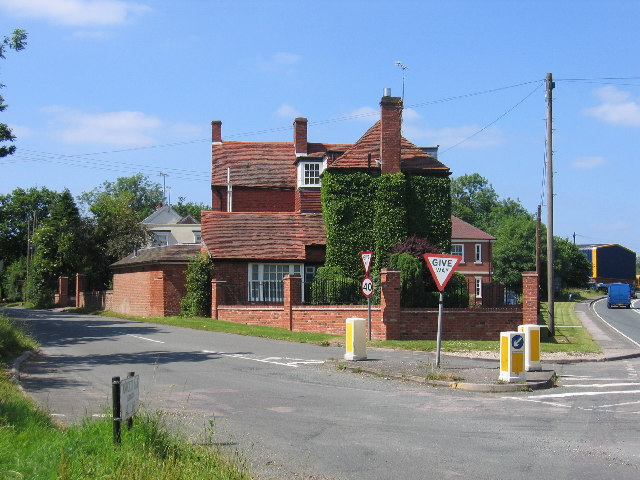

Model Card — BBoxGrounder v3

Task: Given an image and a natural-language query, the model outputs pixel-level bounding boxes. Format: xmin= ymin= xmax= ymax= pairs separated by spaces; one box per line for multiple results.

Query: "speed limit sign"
xmin=361 ymin=276 xmax=374 ymax=297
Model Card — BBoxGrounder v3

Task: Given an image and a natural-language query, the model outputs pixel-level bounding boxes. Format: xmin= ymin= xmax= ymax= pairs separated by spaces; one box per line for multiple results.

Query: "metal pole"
xmin=546 ymin=72 xmax=555 ymax=336
xmin=435 ymin=292 xmax=444 ymax=368
xmin=112 ymin=376 xmax=121 ymax=444
xmin=367 ymin=296 xmax=372 ymax=340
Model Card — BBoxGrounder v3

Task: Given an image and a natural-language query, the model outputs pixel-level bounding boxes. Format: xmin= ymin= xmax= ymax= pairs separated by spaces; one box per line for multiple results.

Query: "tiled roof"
xmin=211 ymin=141 xmax=351 ymax=188
xmin=212 ymin=142 xmax=297 ymax=188
xmin=451 ymin=216 xmax=495 ymax=241
xmin=111 ymin=244 xmax=201 ymax=268
xmin=201 ymin=211 xmax=325 ymax=260
xmin=328 ymin=121 xmax=450 ymax=173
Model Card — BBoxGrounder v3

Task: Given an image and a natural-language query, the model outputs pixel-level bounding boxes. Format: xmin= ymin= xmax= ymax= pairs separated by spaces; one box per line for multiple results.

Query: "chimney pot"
xmin=379 ymin=95 xmax=403 ymax=174
xmin=212 ymin=120 xmax=222 ymax=143
xmin=294 ymin=117 xmax=308 ymax=156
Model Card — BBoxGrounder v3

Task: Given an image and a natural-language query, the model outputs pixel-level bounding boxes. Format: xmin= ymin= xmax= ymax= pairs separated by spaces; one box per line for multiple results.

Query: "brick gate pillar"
xmin=522 ymin=271 xmax=539 ymax=325
xmin=58 ymin=276 xmax=69 ymax=307
xmin=380 ymin=269 xmax=401 ymax=340
xmin=211 ymin=279 xmax=226 ymax=320
xmin=283 ymin=275 xmax=302 ymax=331
xmin=75 ymin=273 xmax=87 ymax=308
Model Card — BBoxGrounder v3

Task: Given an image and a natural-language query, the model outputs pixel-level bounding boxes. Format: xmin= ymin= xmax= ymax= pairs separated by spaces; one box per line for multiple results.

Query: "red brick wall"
xmin=212 ymin=186 xmax=295 ymax=212
xmin=111 ymin=264 xmax=188 ymax=317
xmin=295 ymin=188 xmax=322 ymax=213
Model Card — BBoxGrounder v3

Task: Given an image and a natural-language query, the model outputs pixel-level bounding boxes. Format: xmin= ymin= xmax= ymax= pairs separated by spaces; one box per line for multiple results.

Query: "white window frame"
xmin=297 ymin=161 xmax=324 ymax=188
xmin=152 ymin=231 xmax=170 ymax=247
xmin=475 ymin=244 xmax=482 ymax=263
xmin=193 ymin=230 xmax=202 ymax=244
xmin=475 ymin=277 xmax=482 ymax=298
xmin=248 ymin=263 xmax=303 ymax=302
xmin=451 ymin=243 xmax=464 ymax=263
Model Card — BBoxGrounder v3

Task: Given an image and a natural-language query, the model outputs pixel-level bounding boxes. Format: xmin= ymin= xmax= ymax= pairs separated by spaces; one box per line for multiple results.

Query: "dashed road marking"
xmin=125 ymin=334 xmax=165 ymax=344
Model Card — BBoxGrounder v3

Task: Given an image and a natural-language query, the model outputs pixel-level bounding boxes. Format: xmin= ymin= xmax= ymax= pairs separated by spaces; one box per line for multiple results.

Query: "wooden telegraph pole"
xmin=546 ymin=73 xmax=555 ymax=336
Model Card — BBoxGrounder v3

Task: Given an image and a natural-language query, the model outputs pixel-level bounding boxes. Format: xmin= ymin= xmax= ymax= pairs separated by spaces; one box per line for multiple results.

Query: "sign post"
xmin=360 ymin=251 xmax=374 ymax=340
xmin=423 ymin=254 xmax=462 ymax=367
xmin=112 ymin=372 xmax=139 ymax=444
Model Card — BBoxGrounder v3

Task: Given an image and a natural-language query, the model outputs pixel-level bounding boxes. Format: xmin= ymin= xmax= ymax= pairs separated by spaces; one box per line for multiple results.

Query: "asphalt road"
xmin=589 ymin=296 xmax=640 ymax=349
xmin=5 ymin=307 xmax=640 ymax=480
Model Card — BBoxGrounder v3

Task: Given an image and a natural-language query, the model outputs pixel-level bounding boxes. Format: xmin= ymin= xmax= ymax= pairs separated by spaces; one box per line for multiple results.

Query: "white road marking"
xmin=508 ymin=389 xmax=640 ymax=400
xmin=560 ymin=382 xmax=640 ymax=388
xmin=590 ymin=298 xmax=640 ymax=348
xmin=202 ymin=350 xmax=323 ymax=368
xmin=126 ymin=334 xmax=165 ymax=344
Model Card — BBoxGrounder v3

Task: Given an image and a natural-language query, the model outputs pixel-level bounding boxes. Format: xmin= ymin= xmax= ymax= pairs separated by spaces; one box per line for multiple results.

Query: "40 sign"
xmin=361 ymin=276 xmax=374 ymax=297
xmin=423 ymin=254 xmax=462 ymax=292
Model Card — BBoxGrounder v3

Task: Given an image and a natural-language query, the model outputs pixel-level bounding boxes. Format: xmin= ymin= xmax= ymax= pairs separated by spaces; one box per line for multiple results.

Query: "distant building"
xmin=142 ymin=204 xmax=201 ymax=247
xmin=578 ymin=243 xmax=636 ymax=285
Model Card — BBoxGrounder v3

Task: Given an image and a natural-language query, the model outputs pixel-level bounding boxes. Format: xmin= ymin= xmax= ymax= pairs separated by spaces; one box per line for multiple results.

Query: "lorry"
xmin=607 ymin=282 xmax=632 ymax=309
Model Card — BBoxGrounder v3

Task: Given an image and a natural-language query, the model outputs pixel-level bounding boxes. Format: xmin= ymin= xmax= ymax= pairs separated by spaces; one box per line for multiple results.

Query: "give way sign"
xmin=423 ymin=254 xmax=462 ymax=292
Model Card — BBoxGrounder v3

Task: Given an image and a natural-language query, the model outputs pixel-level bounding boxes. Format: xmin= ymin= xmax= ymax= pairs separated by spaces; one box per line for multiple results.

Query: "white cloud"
xmin=403 ymin=124 xmax=504 ymax=148
xmin=402 ymin=108 xmax=422 ymax=122
xmin=7 ymin=124 xmax=32 ymax=138
xmin=257 ymin=52 xmax=302 ymax=73
xmin=571 ymin=156 xmax=605 ymax=169
xmin=344 ymin=106 xmax=377 ymax=122
xmin=0 ymin=0 xmax=151 ymax=27
xmin=276 ymin=104 xmax=301 ymax=119
xmin=45 ymin=106 xmax=162 ymax=146
xmin=583 ymin=86 xmax=640 ymax=127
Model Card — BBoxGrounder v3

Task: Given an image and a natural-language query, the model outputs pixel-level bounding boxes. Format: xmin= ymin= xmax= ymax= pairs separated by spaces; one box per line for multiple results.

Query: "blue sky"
xmin=1 ymin=0 xmax=639 ymax=254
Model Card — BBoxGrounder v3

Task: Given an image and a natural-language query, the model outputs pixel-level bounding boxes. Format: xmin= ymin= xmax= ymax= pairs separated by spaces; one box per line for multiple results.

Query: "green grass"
xmin=0 ymin=315 xmax=253 ymax=480
xmin=0 ymin=314 xmax=39 ymax=365
xmin=97 ymin=311 xmax=341 ymax=345
xmin=539 ymin=301 xmax=601 ymax=354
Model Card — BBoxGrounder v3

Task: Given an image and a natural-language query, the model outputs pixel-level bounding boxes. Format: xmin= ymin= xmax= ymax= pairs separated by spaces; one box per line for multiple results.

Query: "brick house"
xmin=450 ymin=215 xmax=496 ymax=301
xmin=201 ymin=91 xmax=450 ymax=302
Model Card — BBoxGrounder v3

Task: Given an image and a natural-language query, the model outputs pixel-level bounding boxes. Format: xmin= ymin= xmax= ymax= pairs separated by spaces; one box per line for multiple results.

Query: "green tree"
xmin=450 ymin=173 xmax=498 ymax=231
xmin=0 ymin=187 xmax=60 ymax=266
xmin=79 ymin=173 xmax=164 ymax=221
xmin=25 ymin=190 xmax=86 ymax=306
xmin=173 ymin=197 xmax=210 ymax=222
xmin=554 ymin=237 xmax=591 ymax=288
xmin=492 ymin=216 xmax=538 ymax=290
xmin=1 ymin=29 xmax=27 ymax=158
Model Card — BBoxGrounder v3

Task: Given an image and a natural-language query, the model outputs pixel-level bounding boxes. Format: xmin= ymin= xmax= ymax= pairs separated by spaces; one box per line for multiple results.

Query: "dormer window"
xmin=297 ymin=160 xmax=324 ymax=188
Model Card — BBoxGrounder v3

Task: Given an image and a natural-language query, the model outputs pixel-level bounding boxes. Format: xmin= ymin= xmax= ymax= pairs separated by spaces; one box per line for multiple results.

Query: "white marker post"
xmin=423 ymin=254 xmax=462 ymax=368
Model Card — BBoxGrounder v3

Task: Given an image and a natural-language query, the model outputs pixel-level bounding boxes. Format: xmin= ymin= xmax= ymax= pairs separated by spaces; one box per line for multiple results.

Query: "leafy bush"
xmin=389 ymin=253 xmax=428 ymax=307
xmin=310 ymin=266 xmax=362 ymax=305
xmin=1 ymin=257 xmax=26 ymax=302
xmin=180 ymin=254 xmax=214 ymax=317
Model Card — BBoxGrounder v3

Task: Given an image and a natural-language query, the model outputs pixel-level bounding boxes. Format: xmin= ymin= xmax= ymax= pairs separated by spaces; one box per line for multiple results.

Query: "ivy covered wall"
xmin=321 ymin=170 xmax=451 ymax=278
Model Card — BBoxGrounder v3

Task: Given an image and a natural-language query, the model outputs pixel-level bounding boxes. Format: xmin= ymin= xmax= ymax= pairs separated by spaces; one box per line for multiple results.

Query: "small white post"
xmin=499 ymin=331 xmax=526 ymax=383
xmin=344 ymin=317 xmax=367 ymax=361
xmin=518 ymin=324 xmax=542 ymax=371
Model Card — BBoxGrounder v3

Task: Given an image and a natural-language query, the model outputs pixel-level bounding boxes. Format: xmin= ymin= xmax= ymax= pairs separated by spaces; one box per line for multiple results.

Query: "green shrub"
xmin=1 ymin=257 xmax=26 ymax=302
xmin=180 ymin=254 xmax=214 ymax=317
xmin=389 ymin=253 xmax=428 ymax=307
xmin=310 ymin=266 xmax=361 ymax=305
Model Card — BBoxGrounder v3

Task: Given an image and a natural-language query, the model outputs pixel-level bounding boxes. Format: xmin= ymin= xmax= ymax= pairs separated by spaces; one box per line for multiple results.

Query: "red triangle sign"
xmin=423 ymin=254 xmax=462 ymax=292
xmin=360 ymin=251 xmax=373 ymax=275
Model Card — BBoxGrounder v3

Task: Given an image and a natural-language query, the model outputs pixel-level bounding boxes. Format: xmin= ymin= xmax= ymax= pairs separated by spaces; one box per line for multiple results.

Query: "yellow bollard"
xmin=344 ymin=317 xmax=367 ymax=361
xmin=518 ymin=324 xmax=542 ymax=372
xmin=499 ymin=331 xmax=526 ymax=382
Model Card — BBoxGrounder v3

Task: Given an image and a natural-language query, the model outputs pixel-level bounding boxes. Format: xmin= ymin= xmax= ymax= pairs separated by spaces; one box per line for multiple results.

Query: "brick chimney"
xmin=379 ymin=90 xmax=403 ymax=174
xmin=294 ymin=117 xmax=308 ymax=156
xmin=212 ymin=120 xmax=222 ymax=143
